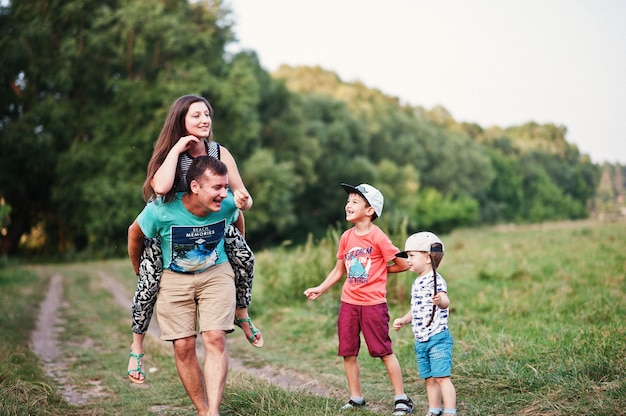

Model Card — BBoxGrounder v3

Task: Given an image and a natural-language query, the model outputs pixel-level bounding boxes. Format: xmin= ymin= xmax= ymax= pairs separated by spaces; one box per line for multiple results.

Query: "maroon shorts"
xmin=337 ymin=302 xmax=393 ymax=357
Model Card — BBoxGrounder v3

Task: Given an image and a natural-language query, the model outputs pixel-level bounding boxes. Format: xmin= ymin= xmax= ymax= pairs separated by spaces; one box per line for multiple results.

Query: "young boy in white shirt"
xmin=394 ymin=232 xmax=457 ymax=416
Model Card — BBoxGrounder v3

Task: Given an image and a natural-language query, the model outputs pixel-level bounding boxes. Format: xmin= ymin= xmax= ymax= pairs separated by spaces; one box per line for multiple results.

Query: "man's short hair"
xmin=186 ymin=155 xmax=228 ymax=185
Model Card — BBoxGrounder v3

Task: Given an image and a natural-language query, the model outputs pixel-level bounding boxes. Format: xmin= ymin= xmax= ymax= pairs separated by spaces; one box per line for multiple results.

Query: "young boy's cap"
xmin=396 ymin=232 xmax=444 ymax=258
xmin=341 ymin=183 xmax=384 ymax=218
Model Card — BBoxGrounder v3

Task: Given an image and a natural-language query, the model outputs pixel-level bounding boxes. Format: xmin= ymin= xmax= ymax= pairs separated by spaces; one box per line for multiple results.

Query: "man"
xmin=128 ymin=155 xmax=243 ymax=416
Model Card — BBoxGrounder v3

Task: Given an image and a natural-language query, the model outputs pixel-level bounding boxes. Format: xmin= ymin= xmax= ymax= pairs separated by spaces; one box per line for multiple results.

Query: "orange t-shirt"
xmin=338 ymin=225 xmax=400 ymax=306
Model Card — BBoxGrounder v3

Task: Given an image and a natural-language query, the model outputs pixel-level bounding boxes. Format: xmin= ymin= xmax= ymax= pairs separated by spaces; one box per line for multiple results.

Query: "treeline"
xmin=0 ymin=0 xmax=603 ymax=256
xmin=594 ymin=163 xmax=626 ymax=215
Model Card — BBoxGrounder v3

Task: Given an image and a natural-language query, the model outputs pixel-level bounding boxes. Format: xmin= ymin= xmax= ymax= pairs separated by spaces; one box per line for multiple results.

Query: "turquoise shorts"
xmin=414 ymin=328 xmax=453 ymax=379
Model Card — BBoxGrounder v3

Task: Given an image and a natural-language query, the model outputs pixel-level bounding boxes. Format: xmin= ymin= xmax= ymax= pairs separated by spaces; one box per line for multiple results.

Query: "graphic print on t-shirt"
xmin=345 ymin=246 xmax=373 ymax=284
xmin=169 ymin=220 xmax=226 ymax=273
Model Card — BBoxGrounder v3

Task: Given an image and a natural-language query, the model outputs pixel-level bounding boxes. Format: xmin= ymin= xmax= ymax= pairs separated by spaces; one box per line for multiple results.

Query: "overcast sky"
xmin=227 ymin=0 xmax=626 ymax=164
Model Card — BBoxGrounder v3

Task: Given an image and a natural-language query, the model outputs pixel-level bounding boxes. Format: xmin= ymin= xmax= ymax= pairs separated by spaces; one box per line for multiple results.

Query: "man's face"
xmin=191 ymin=171 xmax=229 ymax=212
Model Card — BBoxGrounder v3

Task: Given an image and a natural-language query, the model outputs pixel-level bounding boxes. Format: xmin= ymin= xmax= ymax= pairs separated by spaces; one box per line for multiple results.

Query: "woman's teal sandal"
xmin=235 ymin=317 xmax=264 ymax=348
xmin=128 ymin=352 xmax=145 ymax=384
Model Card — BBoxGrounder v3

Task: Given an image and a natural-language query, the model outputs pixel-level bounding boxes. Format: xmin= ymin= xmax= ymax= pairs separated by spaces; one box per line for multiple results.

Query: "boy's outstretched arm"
xmin=388 ymin=256 xmax=409 ymax=273
xmin=393 ymin=311 xmax=412 ymax=331
xmin=303 ymin=259 xmax=345 ymax=301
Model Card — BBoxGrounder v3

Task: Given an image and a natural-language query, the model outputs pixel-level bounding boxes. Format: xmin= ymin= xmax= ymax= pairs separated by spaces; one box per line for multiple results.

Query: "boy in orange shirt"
xmin=304 ymin=183 xmax=414 ymax=415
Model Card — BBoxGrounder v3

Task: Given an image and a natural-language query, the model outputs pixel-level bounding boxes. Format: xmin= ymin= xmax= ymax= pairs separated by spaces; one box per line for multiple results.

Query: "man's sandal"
xmin=235 ymin=317 xmax=264 ymax=348
xmin=127 ymin=352 xmax=145 ymax=384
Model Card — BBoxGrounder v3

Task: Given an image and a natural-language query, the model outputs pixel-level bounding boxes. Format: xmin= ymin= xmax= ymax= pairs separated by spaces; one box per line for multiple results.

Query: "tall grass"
xmin=250 ymin=219 xmax=626 ymax=415
xmin=0 ymin=219 xmax=624 ymax=415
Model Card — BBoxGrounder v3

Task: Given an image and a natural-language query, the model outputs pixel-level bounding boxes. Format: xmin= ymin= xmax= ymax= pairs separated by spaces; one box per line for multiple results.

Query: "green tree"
xmin=0 ymin=0 xmax=236 ymax=254
xmin=211 ymin=51 xmax=263 ymax=159
xmin=413 ymin=188 xmax=479 ymax=234
xmin=0 ymin=0 xmax=602 ymax=255
xmin=481 ymin=150 xmax=525 ymax=223
xmin=518 ymin=161 xmax=583 ymax=222
xmin=286 ymin=95 xmax=374 ymax=238
xmin=0 ymin=0 xmax=103 ymax=253
xmin=504 ymin=122 xmax=574 ymax=156
xmin=241 ymin=149 xmax=299 ymax=245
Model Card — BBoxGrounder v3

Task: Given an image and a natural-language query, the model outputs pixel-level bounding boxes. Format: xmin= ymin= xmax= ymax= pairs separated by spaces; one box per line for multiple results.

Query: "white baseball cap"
xmin=397 ymin=232 xmax=444 ymax=258
xmin=341 ymin=183 xmax=384 ymax=219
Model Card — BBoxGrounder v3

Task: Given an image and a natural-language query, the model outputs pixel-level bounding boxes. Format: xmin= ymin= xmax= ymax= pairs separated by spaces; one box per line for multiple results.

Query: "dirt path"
xmin=30 ymin=274 xmax=107 ymax=405
xmin=30 ymin=268 xmax=344 ymax=407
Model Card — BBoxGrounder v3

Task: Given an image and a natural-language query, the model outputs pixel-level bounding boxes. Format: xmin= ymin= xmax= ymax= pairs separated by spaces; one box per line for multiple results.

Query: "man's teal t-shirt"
xmin=137 ymin=192 xmax=238 ymax=273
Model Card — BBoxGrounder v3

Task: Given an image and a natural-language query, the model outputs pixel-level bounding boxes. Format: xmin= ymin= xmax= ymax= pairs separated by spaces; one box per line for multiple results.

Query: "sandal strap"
xmin=235 ymin=317 xmax=260 ymax=343
xmin=394 ymin=397 xmax=414 ymax=411
xmin=248 ymin=326 xmax=260 ymax=343
xmin=128 ymin=352 xmax=145 ymax=375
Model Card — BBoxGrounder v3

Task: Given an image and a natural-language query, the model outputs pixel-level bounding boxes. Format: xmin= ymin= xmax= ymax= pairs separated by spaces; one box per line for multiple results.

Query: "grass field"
xmin=0 ymin=219 xmax=624 ymax=415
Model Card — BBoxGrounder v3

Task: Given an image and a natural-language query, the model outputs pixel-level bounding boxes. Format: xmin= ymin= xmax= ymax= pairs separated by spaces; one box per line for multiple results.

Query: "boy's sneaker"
xmin=392 ymin=397 xmax=414 ymax=415
xmin=424 ymin=412 xmax=442 ymax=416
xmin=341 ymin=399 xmax=366 ymax=410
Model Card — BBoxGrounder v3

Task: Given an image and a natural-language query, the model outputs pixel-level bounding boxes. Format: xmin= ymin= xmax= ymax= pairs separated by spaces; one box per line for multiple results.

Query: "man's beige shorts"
xmin=156 ymin=262 xmax=235 ymax=341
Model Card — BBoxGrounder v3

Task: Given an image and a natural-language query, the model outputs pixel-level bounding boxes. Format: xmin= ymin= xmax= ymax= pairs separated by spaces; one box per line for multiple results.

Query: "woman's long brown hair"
xmin=142 ymin=95 xmax=213 ymax=202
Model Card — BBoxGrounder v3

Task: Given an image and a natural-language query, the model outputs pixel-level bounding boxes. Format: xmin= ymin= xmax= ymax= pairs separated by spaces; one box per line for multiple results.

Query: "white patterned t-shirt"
xmin=410 ymin=272 xmax=448 ymax=342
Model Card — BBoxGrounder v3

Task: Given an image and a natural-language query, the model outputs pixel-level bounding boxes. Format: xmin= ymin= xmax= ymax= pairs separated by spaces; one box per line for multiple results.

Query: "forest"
xmin=0 ymin=0 xmax=623 ymax=256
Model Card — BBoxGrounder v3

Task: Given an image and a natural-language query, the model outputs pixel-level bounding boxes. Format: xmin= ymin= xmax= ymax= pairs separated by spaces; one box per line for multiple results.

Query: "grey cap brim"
xmin=396 ymin=246 xmax=443 ymax=258
xmin=341 ymin=183 xmax=362 ymax=198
